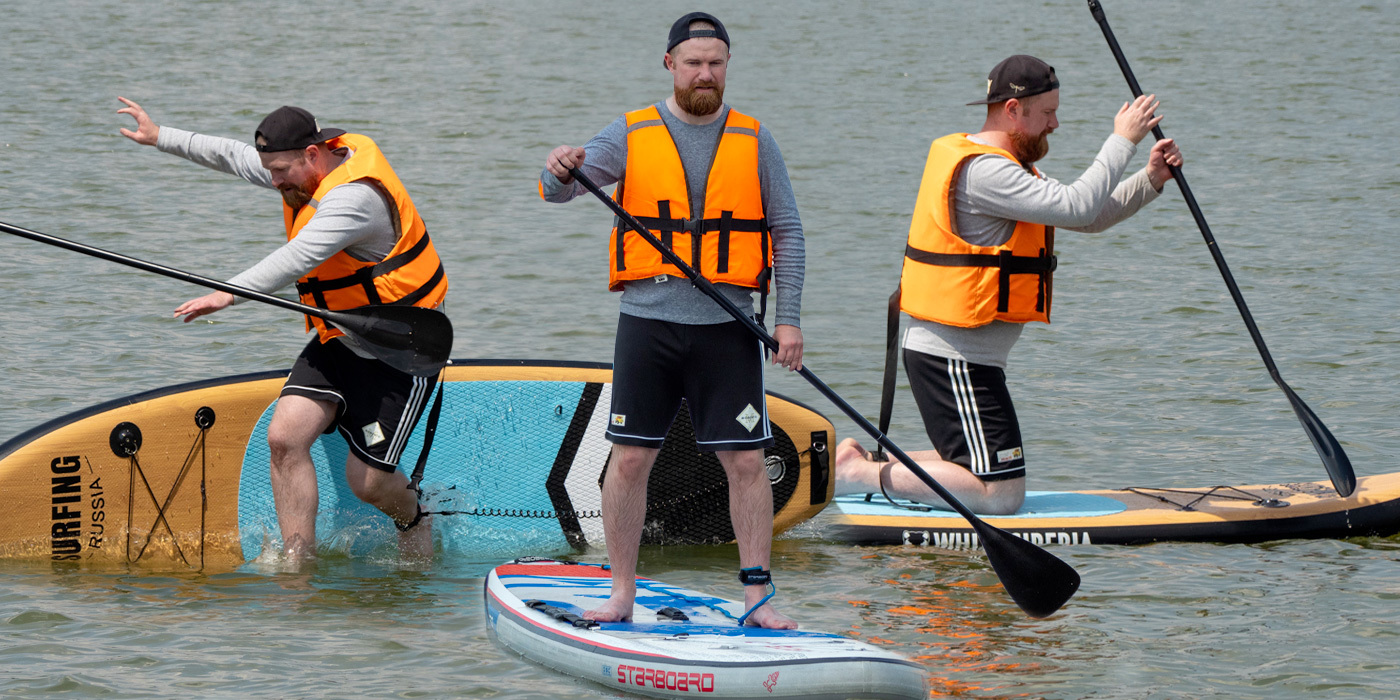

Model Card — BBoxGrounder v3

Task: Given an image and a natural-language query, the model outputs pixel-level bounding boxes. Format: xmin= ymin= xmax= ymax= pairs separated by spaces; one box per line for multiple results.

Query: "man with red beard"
xmin=834 ymin=55 xmax=1183 ymax=514
xmin=540 ymin=12 xmax=804 ymax=629
xmin=117 ymin=99 xmax=448 ymax=564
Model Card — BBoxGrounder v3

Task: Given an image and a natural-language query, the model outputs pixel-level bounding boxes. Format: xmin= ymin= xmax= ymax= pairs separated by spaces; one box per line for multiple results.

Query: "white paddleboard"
xmin=484 ymin=558 xmax=927 ymax=699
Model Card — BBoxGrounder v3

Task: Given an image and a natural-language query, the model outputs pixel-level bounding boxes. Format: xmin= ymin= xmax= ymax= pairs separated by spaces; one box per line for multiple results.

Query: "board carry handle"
xmin=568 ymin=167 xmax=1080 ymax=619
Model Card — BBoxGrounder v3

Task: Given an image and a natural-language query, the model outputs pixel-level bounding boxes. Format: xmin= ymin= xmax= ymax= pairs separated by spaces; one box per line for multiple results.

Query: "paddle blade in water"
xmin=975 ymin=520 xmax=1081 ymax=619
xmin=323 ymin=305 xmax=453 ymax=377
xmin=1282 ymin=385 xmax=1355 ymax=497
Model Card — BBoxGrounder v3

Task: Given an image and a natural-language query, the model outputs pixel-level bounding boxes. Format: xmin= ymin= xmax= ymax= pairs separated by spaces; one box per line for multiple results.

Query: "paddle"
xmin=0 ymin=221 xmax=452 ymax=377
xmin=567 ymin=168 xmax=1080 ymax=618
xmin=1086 ymin=0 xmax=1355 ymax=497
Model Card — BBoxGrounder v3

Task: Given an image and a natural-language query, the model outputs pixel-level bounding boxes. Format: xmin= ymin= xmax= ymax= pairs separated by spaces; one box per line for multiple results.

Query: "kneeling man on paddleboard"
xmin=539 ymin=13 xmax=805 ymax=629
xmin=835 ymin=55 xmax=1184 ymax=515
xmin=117 ymin=99 xmax=449 ymax=563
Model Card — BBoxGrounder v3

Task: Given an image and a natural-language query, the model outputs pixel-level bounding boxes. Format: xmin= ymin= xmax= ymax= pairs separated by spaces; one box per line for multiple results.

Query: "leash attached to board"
xmin=871 ymin=285 xmax=902 ymax=463
xmin=398 ymin=366 xmax=447 ymax=532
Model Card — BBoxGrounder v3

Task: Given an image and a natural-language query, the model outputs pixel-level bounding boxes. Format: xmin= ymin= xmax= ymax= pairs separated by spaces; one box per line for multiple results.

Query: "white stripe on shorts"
xmin=386 ymin=375 xmax=430 ymax=464
xmin=948 ymin=359 xmax=990 ymax=475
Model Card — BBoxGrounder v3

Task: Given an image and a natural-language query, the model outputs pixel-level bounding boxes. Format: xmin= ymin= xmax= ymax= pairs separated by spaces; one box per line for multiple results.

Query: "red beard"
xmin=675 ymin=80 xmax=724 ymax=116
xmin=280 ymin=173 xmax=322 ymax=210
xmin=1008 ymin=128 xmax=1050 ymax=166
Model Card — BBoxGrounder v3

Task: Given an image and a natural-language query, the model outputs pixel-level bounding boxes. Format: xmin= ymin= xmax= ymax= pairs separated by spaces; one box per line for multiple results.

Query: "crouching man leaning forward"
xmin=118 ymin=98 xmax=449 ymax=562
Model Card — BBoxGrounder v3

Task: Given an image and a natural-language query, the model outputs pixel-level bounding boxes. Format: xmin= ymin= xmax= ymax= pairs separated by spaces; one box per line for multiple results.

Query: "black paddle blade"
xmin=974 ymin=520 xmax=1081 ymax=619
xmin=1282 ymin=385 xmax=1355 ymax=497
xmin=323 ymin=305 xmax=453 ymax=377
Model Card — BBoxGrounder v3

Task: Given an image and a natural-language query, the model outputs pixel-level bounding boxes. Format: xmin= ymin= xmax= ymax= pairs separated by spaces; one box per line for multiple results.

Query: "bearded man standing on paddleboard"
xmin=835 ymin=55 xmax=1183 ymax=515
xmin=539 ymin=13 xmax=805 ymax=629
xmin=117 ymin=99 xmax=449 ymax=562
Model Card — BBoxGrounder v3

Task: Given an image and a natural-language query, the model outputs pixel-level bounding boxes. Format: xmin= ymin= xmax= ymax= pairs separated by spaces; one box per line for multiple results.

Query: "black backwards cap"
xmin=254 ymin=105 xmax=345 ymax=153
xmin=967 ymin=55 xmax=1060 ymax=106
xmin=664 ymin=11 xmax=730 ymax=67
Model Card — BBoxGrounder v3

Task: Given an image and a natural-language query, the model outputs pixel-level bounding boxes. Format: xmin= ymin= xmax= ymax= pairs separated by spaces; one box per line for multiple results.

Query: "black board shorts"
xmin=281 ymin=337 xmax=434 ymax=472
xmin=606 ymin=314 xmax=774 ymax=452
xmin=903 ymin=348 xmax=1026 ymax=482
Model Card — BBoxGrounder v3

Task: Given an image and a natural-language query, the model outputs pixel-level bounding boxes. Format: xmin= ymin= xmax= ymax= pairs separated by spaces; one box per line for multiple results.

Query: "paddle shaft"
xmin=1088 ymin=0 xmax=1354 ymax=497
xmin=569 ymin=170 xmax=1051 ymax=555
xmin=1 ymin=221 xmax=339 ymax=323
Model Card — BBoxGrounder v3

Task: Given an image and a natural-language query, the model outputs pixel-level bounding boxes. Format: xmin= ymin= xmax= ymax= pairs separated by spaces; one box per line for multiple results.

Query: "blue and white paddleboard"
xmin=485 ymin=558 xmax=927 ymax=699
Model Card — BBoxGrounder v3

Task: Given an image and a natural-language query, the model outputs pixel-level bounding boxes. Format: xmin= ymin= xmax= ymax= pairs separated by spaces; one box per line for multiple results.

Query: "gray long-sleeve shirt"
xmin=903 ymin=133 xmax=1163 ymax=368
xmin=155 ymin=127 xmax=398 ymax=298
xmin=540 ymin=102 xmax=805 ymax=327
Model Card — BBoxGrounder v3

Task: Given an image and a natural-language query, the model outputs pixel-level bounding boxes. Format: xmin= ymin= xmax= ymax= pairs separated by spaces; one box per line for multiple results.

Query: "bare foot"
xmin=835 ymin=437 xmax=869 ymax=467
xmin=742 ymin=600 xmax=798 ymax=629
xmin=583 ymin=595 xmax=635 ymax=623
xmin=835 ymin=437 xmax=882 ymax=496
xmin=281 ymin=534 xmax=317 ymax=569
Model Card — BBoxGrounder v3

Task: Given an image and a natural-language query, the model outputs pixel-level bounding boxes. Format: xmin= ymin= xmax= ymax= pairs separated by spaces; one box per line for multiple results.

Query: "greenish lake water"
xmin=2 ymin=0 xmax=1398 ymax=697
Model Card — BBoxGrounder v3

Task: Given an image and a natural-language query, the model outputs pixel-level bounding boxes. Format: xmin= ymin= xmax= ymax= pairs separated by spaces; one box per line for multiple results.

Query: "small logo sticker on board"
xmin=611 ymin=413 xmax=627 ymax=427
xmin=736 ymin=404 xmax=761 ymax=432
xmin=362 ymin=422 xmax=386 ymax=447
xmin=763 ymin=671 xmax=780 ymax=692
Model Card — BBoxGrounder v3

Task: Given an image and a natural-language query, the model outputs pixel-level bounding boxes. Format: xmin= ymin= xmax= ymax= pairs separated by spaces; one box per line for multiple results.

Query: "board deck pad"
xmin=485 ymin=558 xmax=926 ymax=699
xmin=0 ymin=360 xmax=834 ymax=566
xmin=835 ymin=491 xmax=1128 ymax=518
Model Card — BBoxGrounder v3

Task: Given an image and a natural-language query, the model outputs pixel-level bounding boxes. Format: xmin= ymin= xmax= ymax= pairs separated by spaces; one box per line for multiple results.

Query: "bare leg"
xmin=583 ymin=444 xmax=660 ymax=623
xmin=834 ymin=438 xmax=1025 ymax=515
xmin=715 ymin=449 xmax=797 ymax=630
xmin=345 ymin=456 xmax=433 ymax=561
xmin=266 ymin=395 xmax=336 ymax=564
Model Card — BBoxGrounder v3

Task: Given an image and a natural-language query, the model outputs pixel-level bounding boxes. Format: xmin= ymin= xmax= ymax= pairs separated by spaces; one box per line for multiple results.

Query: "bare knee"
xmin=716 ymin=450 xmax=766 ymax=486
xmin=607 ymin=445 xmax=658 ymax=482
xmin=267 ymin=397 xmax=334 ymax=469
xmin=267 ymin=424 xmax=312 ymax=470
xmin=346 ymin=466 xmax=399 ymax=507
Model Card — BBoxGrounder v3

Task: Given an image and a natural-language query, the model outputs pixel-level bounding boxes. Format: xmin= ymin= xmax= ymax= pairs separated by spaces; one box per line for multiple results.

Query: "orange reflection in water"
xmin=844 ymin=554 xmax=1056 ymax=699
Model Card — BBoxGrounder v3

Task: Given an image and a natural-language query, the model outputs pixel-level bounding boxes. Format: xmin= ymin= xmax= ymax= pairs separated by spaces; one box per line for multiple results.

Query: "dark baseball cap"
xmin=967 ymin=55 xmax=1060 ymax=106
xmin=254 ymin=106 xmax=345 ymax=153
xmin=665 ymin=11 xmax=730 ymax=65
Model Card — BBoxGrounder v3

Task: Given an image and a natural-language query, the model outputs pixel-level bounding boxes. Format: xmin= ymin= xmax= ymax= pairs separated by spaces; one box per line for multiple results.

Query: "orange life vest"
xmin=285 ymin=133 xmax=448 ymax=343
xmin=899 ymin=133 xmax=1055 ymax=327
xmin=605 ymin=105 xmax=771 ymax=292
